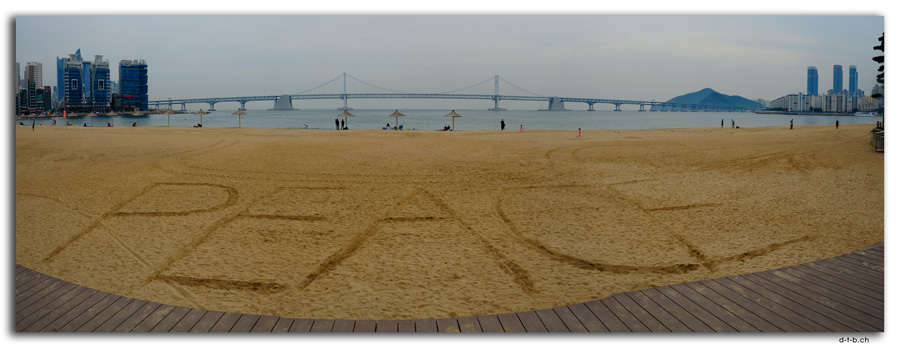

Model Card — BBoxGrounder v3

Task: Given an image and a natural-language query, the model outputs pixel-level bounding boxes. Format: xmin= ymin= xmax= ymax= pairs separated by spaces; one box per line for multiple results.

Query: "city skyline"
xmin=11 ymin=12 xmax=887 ymax=110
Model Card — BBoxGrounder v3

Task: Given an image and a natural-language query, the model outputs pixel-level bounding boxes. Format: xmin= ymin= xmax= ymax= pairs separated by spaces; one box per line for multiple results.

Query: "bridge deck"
xmin=15 ymin=242 xmax=883 ymax=333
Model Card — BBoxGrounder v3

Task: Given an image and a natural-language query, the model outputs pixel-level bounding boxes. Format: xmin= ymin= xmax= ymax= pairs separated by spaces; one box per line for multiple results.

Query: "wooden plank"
xmin=16 ymin=279 xmax=76 ymax=315
xmin=476 ymin=315 xmax=504 ymax=332
xmin=669 ymin=282 xmax=761 ymax=332
xmin=516 ymin=311 xmax=547 ymax=332
xmin=18 ymin=287 xmax=94 ymax=332
xmin=497 ymin=312 xmax=525 ymax=332
xmin=188 ymin=311 xmax=225 ymax=333
xmin=75 ymin=296 xmax=136 ymax=332
xmin=310 ymin=319 xmax=335 ymax=332
xmin=397 ymin=319 xmax=416 ymax=332
xmin=845 ymin=251 xmax=884 ymax=266
xmin=640 ymin=288 xmax=713 ymax=332
xmin=819 ymin=258 xmax=883 ymax=283
xmin=623 ymin=290 xmax=691 ymax=332
xmin=584 ymin=299 xmax=629 ymax=332
xmin=14 ymin=270 xmax=48 ymax=297
xmin=436 ymin=318 xmax=460 ymax=332
xmin=566 ymin=302 xmax=608 ymax=332
xmin=534 ymin=308 xmax=569 ymax=332
xmin=375 ymin=320 xmax=398 ymax=332
xmin=209 ymin=312 xmax=242 ymax=332
xmin=31 ymin=288 xmax=104 ymax=332
xmin=803 ymin=261 xmax=883 ymax=294
xmin=654 ymin=284 xmax=737 ymax=332
xmin=288 ymin=318 xmax=314 ymax=333
xmin=710 ymin=277 xmax=826 ymax=332
xmin=696 ymin=279 xmax=803 ymax=332
xmin=169 ymin=308 xmax=207 ymax=332
xmin=611 ymin=292 xmax=667 ymax=332
xmin=251 ymin=315 xmax=281 ymax=333
xmin=149 ymin=306 xmax=191 ymax=332
xmin=781 ymin=266 xmax=883 ymax=317
xmin=726 ymin=274 xmax=848 ymax=332
xmin=272 ymin=318 xmax=295 ymax=332
xmin=794 ymin=264 xmax=884 ymax=303
xmin=457 ymin=316 xmax=482 ymax=333
xmin=552 ymin=306 xmax=587 ymax=332
xmin=353 ymin=320 xmax=376 ymax=332
xmin=602 ymin=296 xmax=652 ymax=332
xmin=130 ymin=304 xmax=177 ymax=332
xmin=415 ymin=318 xmax=437 ymax=332
xmin=332 ymin=319 xmax=356 ymax=332
xmin=53 ymin=292 xmax=121 ymax=332
xmin=748 ymin=272 xmax=881 ymax=331
xmin=100 ymin=300 xmax=155 ymax=332
xmin=230 ymin=314 xmax=261 ymax=332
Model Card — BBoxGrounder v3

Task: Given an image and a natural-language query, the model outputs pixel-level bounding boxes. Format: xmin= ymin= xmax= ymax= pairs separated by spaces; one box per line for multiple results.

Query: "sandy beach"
xmin=14 ymin=123 xmax=883 ymax=320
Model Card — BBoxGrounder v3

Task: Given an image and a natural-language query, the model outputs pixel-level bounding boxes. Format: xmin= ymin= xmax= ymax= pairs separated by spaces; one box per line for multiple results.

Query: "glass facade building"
xmin=806 ymin=66 xmax=818 ymax=96
xmin=849 ymin=65 xmax=858 ymax=97
xmin=119 ymin=59 xmax=148 ymax=111
xmin=90 ymin=55 xmax=111 ymax=110
xmin=832 ymin=65 xmax=843 ymax=95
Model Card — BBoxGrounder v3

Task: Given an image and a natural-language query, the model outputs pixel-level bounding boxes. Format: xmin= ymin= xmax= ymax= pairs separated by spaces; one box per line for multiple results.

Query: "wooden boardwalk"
xmin=15 ymin=242 xmax=883 ymax=333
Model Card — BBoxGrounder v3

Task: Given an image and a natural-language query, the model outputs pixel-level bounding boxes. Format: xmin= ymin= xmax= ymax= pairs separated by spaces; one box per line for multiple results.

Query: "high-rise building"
xmin=119 ymin=59 xmax=148 ymax=111
xmin=849 ymin=65 xmax=859 ymax=97
xmin=26 ymin=62 xmax=42 ymax=87
xmin=832 ymin=65 xmax=843 ymax=95
xmin=63 ymin=56 xmax=84 ymax=108
xmin=90 ymin=55 xmax=111 ymax=110
xmin=56 ymin=49 xmax=81 ymax=103
xmin=807 ymin=66 xmax=819 ymax=95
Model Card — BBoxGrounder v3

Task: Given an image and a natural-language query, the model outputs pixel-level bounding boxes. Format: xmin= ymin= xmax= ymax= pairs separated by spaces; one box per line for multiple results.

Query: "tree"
xmin=872 ymin=33 xmax=884 ymax=98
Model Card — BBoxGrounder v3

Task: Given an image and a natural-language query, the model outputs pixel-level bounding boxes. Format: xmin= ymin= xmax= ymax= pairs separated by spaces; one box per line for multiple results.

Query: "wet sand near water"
xmin=15 ymin=123 xmax=883 ymax=320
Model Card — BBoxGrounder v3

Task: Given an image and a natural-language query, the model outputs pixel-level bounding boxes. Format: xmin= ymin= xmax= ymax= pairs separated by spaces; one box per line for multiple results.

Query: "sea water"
xmin=34 ymin=109 xmax=882 ymax=131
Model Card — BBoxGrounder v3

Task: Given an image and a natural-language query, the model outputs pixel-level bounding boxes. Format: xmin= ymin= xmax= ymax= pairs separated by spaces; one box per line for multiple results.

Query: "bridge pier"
xmin=639 ymin=104 xmax=647 ymax=112
xmin=181 ymin=103 xmax=186 ymax=111
xmin=614 ymin=103 xmax=622 ymax=111
xmin=540 ymin=97 xmax=569 ymax=111
xmin=269 ymin=95 xmax=294 ymax=111
xmin=208 ymin=102 xmax=216 ymax=112
xmin=587 ymin=103 xmax=595 ymax=111
xmin=239 ymin=101 xmax=247 ymax=111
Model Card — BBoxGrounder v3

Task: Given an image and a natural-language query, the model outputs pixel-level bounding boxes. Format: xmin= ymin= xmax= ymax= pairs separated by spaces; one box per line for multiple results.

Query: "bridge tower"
xmin=488 ymin=75 xmax=506 ymax=111
xmin=338 ymin=72 xmax=352 ymax=111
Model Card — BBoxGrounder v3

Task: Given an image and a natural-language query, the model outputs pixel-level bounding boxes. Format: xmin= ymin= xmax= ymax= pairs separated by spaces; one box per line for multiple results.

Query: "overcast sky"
xmin=10 ymin=4 xmax=888 ymax=110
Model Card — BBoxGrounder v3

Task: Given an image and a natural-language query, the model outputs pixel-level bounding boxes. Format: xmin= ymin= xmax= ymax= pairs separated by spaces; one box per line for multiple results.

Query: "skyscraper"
xmin=849 ymin=65 xmax=858 ymax=97
xmin=833 ymin=65 xmax=843 ymax=95
xmin=63 ymin=55 xmax=85 ymax=108
xmin=807 ymin=66 xmax=819 ymax=95
xmin=56 ymin=49 xmax=81 ymax=103
xmin=90 ymin=55 xmax=111 ymax=110
xmin=26 ymin=62 xmax=42 ymax=87
xmin=119 ymin=59 xmax=149 ymax=111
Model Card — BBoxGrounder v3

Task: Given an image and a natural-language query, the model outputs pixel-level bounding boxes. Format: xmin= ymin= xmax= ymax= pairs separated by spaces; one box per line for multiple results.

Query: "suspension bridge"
xmin=149 ymin=73 xmax=761 ymax=113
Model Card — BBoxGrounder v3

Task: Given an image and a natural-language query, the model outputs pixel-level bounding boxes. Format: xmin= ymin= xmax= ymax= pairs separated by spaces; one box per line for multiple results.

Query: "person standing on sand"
xmin=790 ymin=119 xmax=793 ymax=130
xmin=731 ymin=119 xmax=734 ymax=128
xmin=335 ymin=118 xmax=339 ymax=130
xmin=520 ymin=124 xmax=523 ymax=132
xmin=341 ymin=119 xmax=345 ymax=130
xmin=577 ymin=128 xmax=582 ymax=137
xmin=836 ymin=120 xmax=840 ymax=129
xmin=501 ymin=119 xmax=505 ymax=130
xmin=721 ymin=119 xmax=723 ymax=128
xmin=32 ymin=119 xmax=35 ymax=131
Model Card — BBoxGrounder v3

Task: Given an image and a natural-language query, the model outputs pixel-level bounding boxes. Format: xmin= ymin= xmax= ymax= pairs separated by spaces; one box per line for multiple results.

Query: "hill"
xmin=659 ymin=88 xmax=763 ymax=109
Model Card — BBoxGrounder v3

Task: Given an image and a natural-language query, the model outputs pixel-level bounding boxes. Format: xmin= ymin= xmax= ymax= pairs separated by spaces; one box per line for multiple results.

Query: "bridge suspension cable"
xmin=499 ymin=76 xmax=545 ymax=97
xmin=293 ymin=74 xmax=344 ymax=94
xmin=345 ymin=73 xmax=411 ymax=94
xmin=437 ymin=76 xmax=495 ymax=94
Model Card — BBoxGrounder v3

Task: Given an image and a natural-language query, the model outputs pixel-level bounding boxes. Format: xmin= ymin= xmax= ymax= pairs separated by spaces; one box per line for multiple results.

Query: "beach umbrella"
xmin=444 ymin=109 xmax=462 ymax=131
xmin=232 ymin=108 xmax=247 ymax=128
xmin=338 ymin=109 xmax=354 ymax=129
xmin=388 ymin=110 xmax=405 ymax=129
xmin=86 ymin=111 xmax=98 ymax=127
xmin=106 ymin=110 xmax=118 ymax=127
xmin=164 ymin=109 xmax=175 ymax=127
xmin=196 ymin=109 xmax=209 ymax=127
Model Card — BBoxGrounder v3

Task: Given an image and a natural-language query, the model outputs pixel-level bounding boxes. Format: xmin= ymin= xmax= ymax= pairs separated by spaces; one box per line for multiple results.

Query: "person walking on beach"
xmin=32 ymin=119 xmax=35 ymax=131
xmin=731 ymin=119 xmax=735 ymax=128
xmin=341 ymin=119 xmax=345 ymax=130
xmin=501 ymin=119 xmax=505 ymax=130
xmin=836 ymin=119 xmax=840 ymax=129
xmin=577 ymin=128 xmax=582 ymax=137
xmin=721 ymin=119 xmax=724 ymax=128
xmin=520 ymin=124 xmax=524 ymax=132
xmin=790 ymin=119 xmax=793 ymax=130
xmin=335 ymin=118 xmax=340 ymax=130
